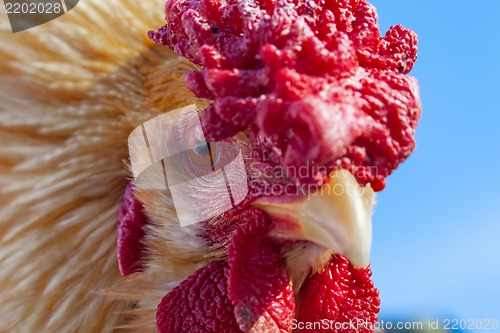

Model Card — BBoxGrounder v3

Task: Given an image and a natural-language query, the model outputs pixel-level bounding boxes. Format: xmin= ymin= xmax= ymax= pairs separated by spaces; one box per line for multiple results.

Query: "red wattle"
xmin=228 ymin=211 xmax=295 ymax=333
xmin=156 ymin=261 xmax=241 ymax=333
xmin=156 ymin=209 xmax=296 ymax=333
xmin=297 ymin=255 xmax=380 ymax=333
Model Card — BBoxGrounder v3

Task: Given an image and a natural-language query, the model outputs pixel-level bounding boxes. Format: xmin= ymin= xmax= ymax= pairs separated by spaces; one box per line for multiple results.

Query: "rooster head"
xmin=117 ymin=0 xmax=421 ymax=332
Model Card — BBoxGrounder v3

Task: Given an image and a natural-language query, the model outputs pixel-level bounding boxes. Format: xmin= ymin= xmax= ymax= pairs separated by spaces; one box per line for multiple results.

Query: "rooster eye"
xmin=187 ymin=141 xmax=220 ymax=168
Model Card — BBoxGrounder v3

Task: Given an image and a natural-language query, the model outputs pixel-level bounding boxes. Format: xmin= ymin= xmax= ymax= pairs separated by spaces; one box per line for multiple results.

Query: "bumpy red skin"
xmin=117 ymin=183 xmax=148 ymax=276
xmin=228 ymin=210 xmax=295 ymax=332
xmin=297 ymin=255 xmax=380 ymax=333
xmin=149 ymin=0 xmax=422 ymax=191
xmin=157 ymin=261 xmax=241 ymax=333
xmin=157 ymin=209 xmax=295 ymax=333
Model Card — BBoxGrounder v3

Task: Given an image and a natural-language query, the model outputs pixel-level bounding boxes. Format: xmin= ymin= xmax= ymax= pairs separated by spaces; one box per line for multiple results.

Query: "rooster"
xmin=0 ymin=0 xmax=421 ymax=332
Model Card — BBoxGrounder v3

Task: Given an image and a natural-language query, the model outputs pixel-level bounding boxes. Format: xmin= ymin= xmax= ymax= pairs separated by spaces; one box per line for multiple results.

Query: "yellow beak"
xmin=252 ymin=169 xmax=374 ymax=268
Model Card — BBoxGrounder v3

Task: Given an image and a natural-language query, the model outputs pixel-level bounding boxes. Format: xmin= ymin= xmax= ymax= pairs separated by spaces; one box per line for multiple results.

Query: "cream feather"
xmin=0 ymin=1 xmax=209 ymax=332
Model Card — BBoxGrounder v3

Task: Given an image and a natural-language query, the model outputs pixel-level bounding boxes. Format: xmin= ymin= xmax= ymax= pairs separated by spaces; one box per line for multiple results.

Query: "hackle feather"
xmin=0 ymin=1 xmax=211 ymax=331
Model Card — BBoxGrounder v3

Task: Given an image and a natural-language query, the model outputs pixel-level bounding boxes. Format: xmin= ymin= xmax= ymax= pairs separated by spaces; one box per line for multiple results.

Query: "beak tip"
xmin=346 ymin=248 xmax=371 ymax=268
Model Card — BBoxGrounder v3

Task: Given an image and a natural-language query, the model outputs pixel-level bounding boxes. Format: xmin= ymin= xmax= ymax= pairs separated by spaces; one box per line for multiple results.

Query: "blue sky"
xmin=368 ymin=0 xmax=500 ymax=327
